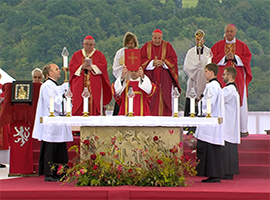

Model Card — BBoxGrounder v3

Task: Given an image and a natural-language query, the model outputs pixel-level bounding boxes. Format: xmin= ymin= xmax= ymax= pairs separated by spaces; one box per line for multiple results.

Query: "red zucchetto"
xmin=153 ymin=29 xmax=162 ymax=34
xmin=84 ymin=35 xmax=94 ymax=40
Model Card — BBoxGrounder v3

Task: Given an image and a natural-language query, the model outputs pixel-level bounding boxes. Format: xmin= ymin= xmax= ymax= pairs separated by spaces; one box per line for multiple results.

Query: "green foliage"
xmin=0 ymin=0 xmax=269 ymax=110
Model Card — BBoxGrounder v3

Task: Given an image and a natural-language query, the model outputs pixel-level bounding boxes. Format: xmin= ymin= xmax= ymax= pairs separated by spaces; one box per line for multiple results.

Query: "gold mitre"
xmin=195 ymin=29 xmax=205 ymax=39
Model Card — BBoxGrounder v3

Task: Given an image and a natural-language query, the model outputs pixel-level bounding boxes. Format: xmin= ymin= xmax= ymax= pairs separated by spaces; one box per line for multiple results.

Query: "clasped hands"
xmin=153 ymin=59 xmax=164 ymax=67
xmin=225 ymin=52 xmax=235 ymax=61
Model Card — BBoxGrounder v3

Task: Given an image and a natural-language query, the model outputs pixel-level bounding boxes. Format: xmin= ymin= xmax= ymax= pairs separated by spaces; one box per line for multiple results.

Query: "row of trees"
xmin=0 ymin=0 xmax=269 ymax=110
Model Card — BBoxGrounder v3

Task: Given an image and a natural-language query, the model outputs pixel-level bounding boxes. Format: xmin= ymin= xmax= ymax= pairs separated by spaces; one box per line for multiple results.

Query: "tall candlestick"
xmin=49 ymin=97 xmax=54 ymax=113
xmin=61 ymin=47 xmax=69 ymax=68
xmin=128 ymin=97 xmax=133 ymax=114
xmin=63 ymin=56 xmax=68 ymax=68
xmin=83 ymin=97 xmax=88 ymax=113
xmin=174 ymin=97 xmax=178 ymax=114
xmin=207 ymin=98 xmax=211 ymax=115
xmin=66 ymin=97 xmax=71 ymax=113
xmin=190 ymin=97 xmax=195 ymax=115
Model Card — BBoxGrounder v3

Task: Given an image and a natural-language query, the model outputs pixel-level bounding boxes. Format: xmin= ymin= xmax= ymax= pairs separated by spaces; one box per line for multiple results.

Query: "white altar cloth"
xmin=41 ymin=116 xmax=221 ymax=127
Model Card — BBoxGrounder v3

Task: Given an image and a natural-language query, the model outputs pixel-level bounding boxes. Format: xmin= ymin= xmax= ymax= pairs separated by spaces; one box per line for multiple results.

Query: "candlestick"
xmin=205 ymin=88 xmax=213 ymax=118
xmin=61 ymin=47 xmax=69 ymax=68
xmin=190 ymin=98 xmax=195 ymax=117
xmin=127 ymin=86 xmax=135 ymax=117
xmin=83 ymin=97 xmax=88 ymax=113
xmin=206 ymin=98 xmax=211 ymax=117
xmin=49 ymin=97 xmax=54 ymax=117
xmin=65 ymin=88 xmax=73 ymax=117
xmin=172 ymin=87 xmax=180 ymax=117
xmin=82 ymin=87 xmax=91 ymax=117
xmin=189 ymin=87 xmax=196 ymax=118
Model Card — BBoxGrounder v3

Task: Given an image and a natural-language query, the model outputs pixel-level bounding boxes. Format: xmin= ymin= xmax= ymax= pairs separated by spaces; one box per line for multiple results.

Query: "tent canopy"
xmin=0 ymin=68 xmax=16 ymax=84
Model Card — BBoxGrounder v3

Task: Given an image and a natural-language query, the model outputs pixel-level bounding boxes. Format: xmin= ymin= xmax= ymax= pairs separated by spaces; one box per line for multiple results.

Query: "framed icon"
xmin=11 ymin=81 xmax=33 ymax=105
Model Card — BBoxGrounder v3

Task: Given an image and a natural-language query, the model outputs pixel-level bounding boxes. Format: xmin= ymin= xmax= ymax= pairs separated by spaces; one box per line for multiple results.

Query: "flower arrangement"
xmin=56 ymin=130 xmax=198 ymax=187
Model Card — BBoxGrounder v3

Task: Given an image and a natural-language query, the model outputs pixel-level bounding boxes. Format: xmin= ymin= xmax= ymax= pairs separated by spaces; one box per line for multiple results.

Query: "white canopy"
xmin=0 ymin=68 xmax=16 ymax=84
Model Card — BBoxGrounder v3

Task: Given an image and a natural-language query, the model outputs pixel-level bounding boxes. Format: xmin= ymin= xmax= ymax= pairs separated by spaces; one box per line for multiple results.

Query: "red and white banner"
xmin=9 ymin=121 xmax=33 ymax=174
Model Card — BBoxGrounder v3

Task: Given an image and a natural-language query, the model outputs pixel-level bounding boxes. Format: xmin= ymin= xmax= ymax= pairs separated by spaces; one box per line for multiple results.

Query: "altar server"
xmin=195 ymin=63 xmax=225 ymax=183
xmin=221 ymin=66 xmax=240 ymax=180
xmin=32 ymin=63 xmax=73 ymax=182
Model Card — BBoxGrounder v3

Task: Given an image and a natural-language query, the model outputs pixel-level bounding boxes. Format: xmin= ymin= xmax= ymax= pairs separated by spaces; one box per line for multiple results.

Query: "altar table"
xmin=42 ymin=116 xmax=221 ymax=163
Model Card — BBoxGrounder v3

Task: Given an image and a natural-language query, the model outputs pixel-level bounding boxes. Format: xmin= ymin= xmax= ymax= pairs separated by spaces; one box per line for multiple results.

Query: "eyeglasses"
xmin=34 ymin=76 xmax=42 ymax=79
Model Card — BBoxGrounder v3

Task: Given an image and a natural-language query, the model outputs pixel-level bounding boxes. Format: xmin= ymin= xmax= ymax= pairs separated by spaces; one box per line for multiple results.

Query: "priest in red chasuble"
xmin=141 ymin=29 xmax=181 ymax=116
xmin=112 ymin=49 xmax=156 ymax=116
xmin=211 ymin=24 xmax=252 ymax=137
xmin=69 ymin=35 xmax=112 ymax=116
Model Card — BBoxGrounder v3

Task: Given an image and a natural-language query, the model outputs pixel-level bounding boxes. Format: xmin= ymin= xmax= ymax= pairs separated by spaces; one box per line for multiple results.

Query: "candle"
xmin=66 ymin=97 xmax=71 ymax=113
xmin=83 ymin=97 xmax=88 ymax=113
xmin=174 ymin=97 xmax=178 ymax=114
xmin=190 ymin=98 xmax=195 ymax=114
xmin=128 ymin=97 xmax=133 ymax=113
xmin=207 ymin=98 xmax=211 ymax=114
xmin=63 ymin=56 xmax=68 ymax=68
xmin=49 ymin=97 xmax=54 ymax=113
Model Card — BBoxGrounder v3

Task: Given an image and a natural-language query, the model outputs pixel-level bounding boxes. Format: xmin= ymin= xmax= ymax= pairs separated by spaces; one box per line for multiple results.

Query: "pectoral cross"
xmin=128 ymin=52 xmax=138 ymax=64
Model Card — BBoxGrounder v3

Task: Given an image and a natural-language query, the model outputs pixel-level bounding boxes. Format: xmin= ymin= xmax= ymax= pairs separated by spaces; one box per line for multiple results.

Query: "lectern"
xmin=0 ymin=82 xmax=41 ymax=175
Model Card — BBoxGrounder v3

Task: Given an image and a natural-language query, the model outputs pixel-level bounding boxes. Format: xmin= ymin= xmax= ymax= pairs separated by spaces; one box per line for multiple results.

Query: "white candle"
xmin=174 ymin=97 xmax=178 ymax=113
xmin=207 ymin=98 xmax=211 ymax=114
xmin=83 ymin=97 xmax=88 ymax=113
xmin=63 ymin=56 xmax=68 ymax=68
xmin=66 ymin=97 xmax=71 ymax=113
xmin=49 ymin=97 xmax=54 ymax=113
xmin=190 ymin=98 xmax=195 ymax=114
xmin=128 ymin=97 xmax=133 ymax=113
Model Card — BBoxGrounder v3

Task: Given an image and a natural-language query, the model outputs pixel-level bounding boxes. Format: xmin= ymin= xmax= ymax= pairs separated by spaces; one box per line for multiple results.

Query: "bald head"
xmin=224 ymin=24 xmax=237 ymax=41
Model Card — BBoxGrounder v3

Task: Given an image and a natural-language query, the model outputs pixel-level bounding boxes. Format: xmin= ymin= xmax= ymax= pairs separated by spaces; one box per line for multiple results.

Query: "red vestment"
xmin=111 ymin=80 xmax=156 ymax=116
xmin=69 ymin=49 xmax=112 ymax=116
xmin=141 ymin=41 xmax=181 ymax=116
xmin=211 ymin=39 xmax=252 ymax=105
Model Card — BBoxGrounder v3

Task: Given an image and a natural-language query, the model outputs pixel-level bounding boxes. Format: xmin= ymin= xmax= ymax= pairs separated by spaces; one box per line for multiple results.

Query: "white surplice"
xmin=32 ymin=80 xmax=73 ymax=143
xmin=195 ymin=79 xmax=225 ymax=146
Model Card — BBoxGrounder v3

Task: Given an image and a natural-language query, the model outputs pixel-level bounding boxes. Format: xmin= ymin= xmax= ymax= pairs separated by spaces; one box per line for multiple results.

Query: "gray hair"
xmin=31 ymin=68 xmax=44 ymax=78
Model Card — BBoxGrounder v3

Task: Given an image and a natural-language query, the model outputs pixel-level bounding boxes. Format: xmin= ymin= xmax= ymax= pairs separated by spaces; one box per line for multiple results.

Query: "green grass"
xmin=182 ymin=0 xmax=198 ymax=8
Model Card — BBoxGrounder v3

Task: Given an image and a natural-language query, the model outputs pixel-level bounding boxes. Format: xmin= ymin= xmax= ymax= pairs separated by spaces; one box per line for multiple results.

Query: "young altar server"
xmin=195 ymin=63 xmax=225 ymax=183
xmin=221 ymin=66 xmax=240 ymax=180
xmin=111 ymin=49 xmax=156 ymax=116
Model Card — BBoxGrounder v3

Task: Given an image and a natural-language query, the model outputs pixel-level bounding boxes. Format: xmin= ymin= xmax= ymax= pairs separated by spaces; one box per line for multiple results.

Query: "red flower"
xmin=90 ymin=154 xmax=97 ymax=160
xmin=67 ymin=162 xmax=73 ymax=168
xmin=157 ymin=159 xmax=163 ymax=164
xmin=169 ymin=146 xmax=178 ymax=154
xmin=93 ymin=165 xmax=98 ymax=170
xmin=128 ymin=169 xmax=133 ymax=173
xmin=149 ymin=164 xmax=153 ymax=169
xmin=153 ymin=136 xmax=158 ymax=141
xmin=100 ymin=152 xmax=106 ymax=156
xmin=169 ymin=130 xmax=174 ymax=135
xmin=178 ymin=142 xmax=183 ymax=148
xmin=83 ymin=140 xmax=90 ymax=146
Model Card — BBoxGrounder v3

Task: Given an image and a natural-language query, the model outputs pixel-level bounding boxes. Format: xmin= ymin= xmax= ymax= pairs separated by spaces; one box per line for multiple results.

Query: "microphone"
xmin=84 ymin=69 xmax=88 ymax=74
xmin=200 ymin=94 xmax=204 ymax=98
